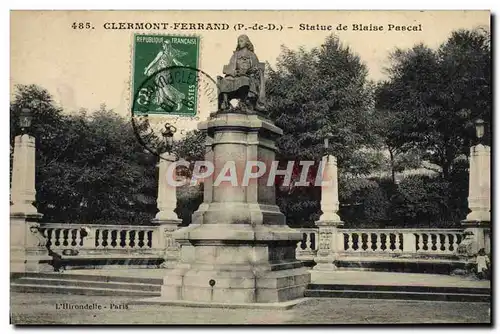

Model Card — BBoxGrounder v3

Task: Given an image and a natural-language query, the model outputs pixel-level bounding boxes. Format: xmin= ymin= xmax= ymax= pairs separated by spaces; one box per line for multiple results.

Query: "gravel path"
xmin=10 ymin=292 xmax=491 ymax=325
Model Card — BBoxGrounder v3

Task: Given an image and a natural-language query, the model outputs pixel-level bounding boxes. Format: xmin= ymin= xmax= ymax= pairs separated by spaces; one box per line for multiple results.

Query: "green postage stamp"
xmin=132 ymin=34 xmax=200 ymax=116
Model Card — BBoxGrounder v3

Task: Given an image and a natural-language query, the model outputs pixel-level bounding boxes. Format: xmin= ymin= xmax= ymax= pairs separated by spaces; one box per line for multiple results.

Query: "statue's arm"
xmin=145 ymin=51 xmax=163 ymax=74
xmin=223 ymin=53 xmax=237 ymax=76
xmin=245 ymin=52 xmax=259 ymax=75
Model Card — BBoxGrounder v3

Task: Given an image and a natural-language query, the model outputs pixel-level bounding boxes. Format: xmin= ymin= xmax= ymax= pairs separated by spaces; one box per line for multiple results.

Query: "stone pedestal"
xmin=465 ymin=144 xmax=490 ymax=223
xmin=152 ymin=153 xmax=182 ymax=268
xmin=11 ymin=214 xmax=52 ymax=273
xmin=159 ymin=113 xmax=310 ymax=304
xmin=460 ymin=144 xmax=491 ymax=256
xmin=10 ymin=134 xmax=51 ymax=273
xmin=459 ymin=143 xmax=491 ymax=261
xmin=11 ymin=135 xmax=38 ymax=216
xmin=312 ymin=155 xmax=344 ymax=271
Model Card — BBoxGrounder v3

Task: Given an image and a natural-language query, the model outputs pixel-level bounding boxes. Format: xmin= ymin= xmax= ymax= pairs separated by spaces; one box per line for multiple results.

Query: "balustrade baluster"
xmin=145 ymin=230 xmax=152 ymax=248
xmin=54 ymin=229 xmax=61 ymax=248
xmin=76 ymin=228 xmax=83 ymax=247
xmin=398 ymin=233 xmax=403 ymax=252
xmin=417 ymin=233 xmax=425 ymax=252
xmin=70 ymin=229 xmax=77 ymax=247
xmin=125 ymin=230 xmax=131 ymax=249
xmin=311 ymin=231 xmax=319 ymax=251
xmin=430 ymin=234 xmax=437 ymax=251
xmin=443 ymin=234 xmax=451 ymax=253
xmin=360 ymin=233 xmax=366 ymax=251
xmin=95 ymin=230 xmax=101 ymax=248
xmin=376 ymin=233 xmax=383 ymax=252
xmin=347 ymin=233 xmax=354 ymax=252
xmin=310 ymin=232 xmax=317 ymax=251
xmin=63 ymin=229 xmax=70 ymax=247
xmin=365 ymin=233 xmax=372 ymax=252
xmin=305 ymin=233 xmax=312 ymax=252
xmin=389 ymin=233 xmax=394 ymax=252
xmin=139 ymin=230 xmax=146 ymax=248
xmin=434 ymin=234 xmax=442 ymax=252
xmin=102 ymin=229 xmax=109 ymax=248
xmin=354 ymin=233 xmax=361 ymax=252
xmin=44 ymin=228 xmax=52 ymax=248
xmin=451 ymin=234 xmax=460 ymax=252
xmin=108 ymin=230 xmax=115 ymax=248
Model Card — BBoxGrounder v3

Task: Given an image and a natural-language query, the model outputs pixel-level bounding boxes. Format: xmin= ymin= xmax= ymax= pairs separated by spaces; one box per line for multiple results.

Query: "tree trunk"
xmin=388 ymin=146 xmax=396 ymax=184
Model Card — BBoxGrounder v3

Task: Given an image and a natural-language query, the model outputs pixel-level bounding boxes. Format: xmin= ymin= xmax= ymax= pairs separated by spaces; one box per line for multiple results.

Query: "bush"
xmin=339 ymin=177 xmax=391 ymax=228
xmin=390 ymin=174 xmax=463 ymax=228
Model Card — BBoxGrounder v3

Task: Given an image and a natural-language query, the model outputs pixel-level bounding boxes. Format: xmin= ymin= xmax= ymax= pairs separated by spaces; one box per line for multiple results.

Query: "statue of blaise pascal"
xmin=217 ymin=35 xmax=266 ymax=113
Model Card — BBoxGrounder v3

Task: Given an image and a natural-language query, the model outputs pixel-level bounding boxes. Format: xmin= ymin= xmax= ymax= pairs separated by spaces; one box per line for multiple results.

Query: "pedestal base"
xmin=312 ymin=220 xmax=343 ymax=271
xmin=10 ymin=214 xmax=52 ymax=273
xmin=156 ymin=112 xmax=310 ymax=306
xmin=131 ymin=296 xmax=309 ymax=310
xmin=159 ymin=224 xmax=311 ymax=304
xmin=459 ymin=220 xmax=491 ymax=256
xmin=312 ymin=261 xmax=338 ymax=271
xmin=11 ymin=250 xmax=53 ymax=273
xmin=161 ymin=261 xmax=310 ymax=304
xmin=465 ymin=211 xmax=490 ymax=223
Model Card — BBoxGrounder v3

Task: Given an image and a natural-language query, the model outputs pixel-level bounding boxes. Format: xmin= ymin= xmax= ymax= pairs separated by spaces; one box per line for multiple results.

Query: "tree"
xmin=267 ymin=35 xmax=377 ymax=165
xmin=389 ymin=174 xmax=464 ymax=228
xmin=374 ymin=82 xmax=425 ymax=183
xmin=10 ymin=85 xmax=158 ymax=224
xmin=378 ymin=28 xmax=491 ymax=180
xmin=265 ymin=35 xmax=379 ymax=226
xmin=63 ymin=107 xmax=157 ymax=224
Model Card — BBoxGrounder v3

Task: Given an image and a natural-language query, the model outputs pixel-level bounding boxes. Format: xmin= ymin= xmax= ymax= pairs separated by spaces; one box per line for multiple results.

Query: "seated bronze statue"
xmin=217 ymin=35 xmax=266 ymax=112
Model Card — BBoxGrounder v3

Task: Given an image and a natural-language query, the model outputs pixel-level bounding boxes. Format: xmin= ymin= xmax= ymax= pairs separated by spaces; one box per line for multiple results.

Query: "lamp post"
xmin=154 ymin=122 xmax=181 ymax=268
xmin=11 ymin=106 xmax=51 ymax=272
xmin=313 ymin=132 xmax=343 ymax=271
xmin=475 ymin=118 xmax=485 ymax=144
xmin=460 ymin=118 xmax=491 ymax=257
xmin=161 ymin=123 xmax=177 ymax=154
xmin=323 ymin=132 xmax=333 ymax=156
xmin=19 ymin=108 xmax=33 ymax=134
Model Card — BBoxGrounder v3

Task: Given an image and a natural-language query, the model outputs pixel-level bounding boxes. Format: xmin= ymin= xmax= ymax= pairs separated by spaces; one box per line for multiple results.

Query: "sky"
xmin=10 ymin=10 xmax=490 ymax=119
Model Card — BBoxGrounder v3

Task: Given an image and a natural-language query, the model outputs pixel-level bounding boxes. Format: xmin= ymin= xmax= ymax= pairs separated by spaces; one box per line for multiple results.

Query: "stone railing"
xmin=36 ymin=222 xmax=466 ymax=269
xmin=341 ymin=229 xmax=464 ymax=255
xmin=295 ymin=228 xmax=319 ymax=260
xmin=40 ymin=223 xmax=158 ymax=252
xmin=37 ymin=222 xmax=175 ymax=268
xmin=296 ymin=227 xmax=466 ymax=263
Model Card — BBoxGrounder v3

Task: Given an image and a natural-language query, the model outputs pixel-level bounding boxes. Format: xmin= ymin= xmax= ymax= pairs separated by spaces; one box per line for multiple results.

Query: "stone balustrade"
xmin=37 ymin=222 xmax=169 ymax=268
xmin=39 ymin=223 xmax=158 ymax=252
xmin=33 ymin=222 xmax=466 ymax=270
xmin=295 ymin=228 xmax=319 ymax=260
xmin=296 ymin=227 xmax=466 ymax=263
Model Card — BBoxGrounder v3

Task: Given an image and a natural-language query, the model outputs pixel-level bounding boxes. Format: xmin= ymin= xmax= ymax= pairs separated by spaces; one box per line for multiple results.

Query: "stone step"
xmin=11 ymin=272 xmax=163 ymax=285
xmin=15 ymin=277 xmax=161 ymax=292
xmin=305 ymin=288 xmax=490 ymax=303
xmin=307 ymin=283 xmax=490 ymax=295
xmin=10 ymin=283 xmax=160 ymax=297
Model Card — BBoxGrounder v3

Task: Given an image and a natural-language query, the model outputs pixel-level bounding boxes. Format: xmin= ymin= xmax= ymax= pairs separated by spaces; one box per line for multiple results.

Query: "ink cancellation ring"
xmin=131 ymin=65 xmax=219 ymax=158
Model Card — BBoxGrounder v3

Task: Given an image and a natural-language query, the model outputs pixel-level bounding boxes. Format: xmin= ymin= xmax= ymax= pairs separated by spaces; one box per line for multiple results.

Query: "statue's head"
xmin=162 ymin=40 xmax=171 ymax=51
xmin=236 ymin=35 xmax=254 ymax=52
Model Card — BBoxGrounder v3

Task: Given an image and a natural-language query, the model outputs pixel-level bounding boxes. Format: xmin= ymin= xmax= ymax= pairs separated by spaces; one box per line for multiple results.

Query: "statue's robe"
xmin=145 ymin=49 xmax=187 ymax=108
xmin=219 ymin=48 xmax=261 ymax=100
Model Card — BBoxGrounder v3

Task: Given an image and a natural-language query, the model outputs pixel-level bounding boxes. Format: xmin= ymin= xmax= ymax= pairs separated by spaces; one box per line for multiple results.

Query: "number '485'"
xmin=72 ymin=22 xmax=93 ymax=29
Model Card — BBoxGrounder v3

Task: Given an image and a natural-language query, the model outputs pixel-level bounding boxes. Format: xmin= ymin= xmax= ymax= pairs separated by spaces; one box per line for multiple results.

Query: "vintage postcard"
xmin=9 ymin=10 xmax=491 ymax=325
